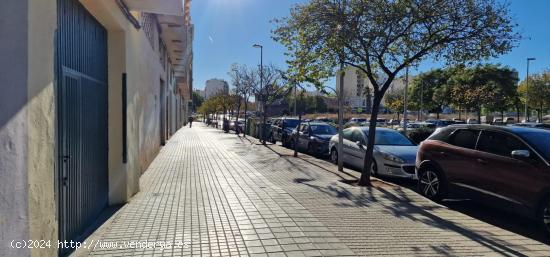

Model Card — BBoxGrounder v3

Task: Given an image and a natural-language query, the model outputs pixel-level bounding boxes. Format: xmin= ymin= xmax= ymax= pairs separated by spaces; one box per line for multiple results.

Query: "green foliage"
xmin=518 ymin=71 xmax=550 ymax=119
xmin=448 ymin=64 xmax=518 ymax=114
xmin=192 ymin=91 xmax=205 ymax=109
xmin=273 ymin=0 xmax=520 ymax=183
xmin=385 ymin=88 xmax=405 ymax=114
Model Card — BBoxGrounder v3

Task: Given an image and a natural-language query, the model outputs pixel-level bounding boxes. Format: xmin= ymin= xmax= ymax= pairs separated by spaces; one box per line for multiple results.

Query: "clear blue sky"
xmin=192 ymin=0 xmax=550 ymax=90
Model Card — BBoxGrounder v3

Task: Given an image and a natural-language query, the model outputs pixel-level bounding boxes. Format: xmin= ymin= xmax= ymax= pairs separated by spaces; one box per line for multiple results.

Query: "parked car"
xmin=388 ymin=119 xmax=400 ymax=126
xmin=314 ymin=117 xmax=334 ymax=123
xmin=229 ymin=119 xmax=245 ymax=132
xmin=426 ymin=119 xmax=454 ymax=128
xmin=512 ymin=123 xmax=550 ymax=130
xmin=290 ymin=122 xmax=337 ymax=156
xmin=416 ymin=125 xmax=550 ymax=234
xmin=329 ymin=127 xmax=418 ymax=179
xmin=466 ymin=118 xmax=478 ymax=124
xmin=268 ymin=117 xmax=301 ymax=147
xmin=347 ymin=117 xmax=367 ymax=125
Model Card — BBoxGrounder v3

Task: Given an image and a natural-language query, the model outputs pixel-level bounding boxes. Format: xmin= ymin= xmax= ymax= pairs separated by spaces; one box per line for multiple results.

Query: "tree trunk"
xmin=243 ymin=98 xmax=248 ymax=138
xmin=436 ymin=110 xmax=440 ymax=120
xmin=337 ymin=68 xmax=345 ymax=172
xmin=236 ymin=98 xmax=242 ymax=135
xmin=359 ymin=95 xmax=382 ymax=186
xmin=477 ymin=108 xmax=481 ymax=124
xmin=294 ymin=114 xmax=302 ymax=157
xmin=262 ymin=104 xmax=268 ymax=145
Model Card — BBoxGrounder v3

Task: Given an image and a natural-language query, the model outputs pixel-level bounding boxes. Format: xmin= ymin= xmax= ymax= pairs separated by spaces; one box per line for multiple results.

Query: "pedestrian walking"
xmin=188 ymin=116 xmax=194 ymax=128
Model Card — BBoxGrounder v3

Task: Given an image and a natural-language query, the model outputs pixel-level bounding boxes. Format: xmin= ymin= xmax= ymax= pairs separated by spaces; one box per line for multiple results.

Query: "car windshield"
xmin=284 ymin=119 xmax=301 ymax=128
xmin=518 ymin=131 xmax=550 ymax=162
xmin=372 ymin=130 xmax=415 ymax=146
xmin=310 ymin=125 xmax=337 ymax=135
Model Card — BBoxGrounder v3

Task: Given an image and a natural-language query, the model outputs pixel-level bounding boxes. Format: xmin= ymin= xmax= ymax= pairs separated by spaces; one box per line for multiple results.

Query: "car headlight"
xmin=381 ymin=152 xmax=405 ymax=164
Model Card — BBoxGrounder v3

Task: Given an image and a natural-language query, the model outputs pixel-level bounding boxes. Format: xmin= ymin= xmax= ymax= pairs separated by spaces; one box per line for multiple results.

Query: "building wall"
xmin=0 ymin=1 xmax=30 ymax=256
xmin=0 ymin=0 xmax=57 ymax=256
xmin=26 ymin=1 xmax=57 ymax=257
xmin=0 ymin=0 xmax=191 ymax=255
xmin=336 ymin=67 xmax=411 ymax=111
xmin=205 ymin=79 xmax=229 ymax=99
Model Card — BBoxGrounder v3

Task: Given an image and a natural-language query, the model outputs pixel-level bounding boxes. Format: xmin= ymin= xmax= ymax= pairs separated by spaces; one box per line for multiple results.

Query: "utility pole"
xmin=253 ymin=44 xmax=264 ymax=143
xmin=525 ymin=57 xmax=536 ymax=122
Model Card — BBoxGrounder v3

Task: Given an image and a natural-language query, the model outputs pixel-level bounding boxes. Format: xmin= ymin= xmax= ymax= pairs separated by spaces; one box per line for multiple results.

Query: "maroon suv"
xmin=416 ymin=125 xmax=550 ymax=234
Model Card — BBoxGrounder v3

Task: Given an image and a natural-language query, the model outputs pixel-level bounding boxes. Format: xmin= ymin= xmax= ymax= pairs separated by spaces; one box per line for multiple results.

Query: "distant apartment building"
xmin=0 ymin=0 xmax=193 ymax=256
xmin=205 ymin=79 xmax=230 ymax=99
xmin=336 ymin=67 xmax=410 ymax=113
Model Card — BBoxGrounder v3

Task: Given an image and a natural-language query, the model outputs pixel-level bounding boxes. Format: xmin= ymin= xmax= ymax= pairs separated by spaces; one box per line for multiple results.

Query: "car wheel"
xmin=370 ymin=159 xmax=378 ymax=177
xmin=539 ymin=196 xmax=550 ymax=235
xmin=417 ymin=166 xmax=446 ymax=201
xmin=330 ymin=148 xmax=338 ymax=165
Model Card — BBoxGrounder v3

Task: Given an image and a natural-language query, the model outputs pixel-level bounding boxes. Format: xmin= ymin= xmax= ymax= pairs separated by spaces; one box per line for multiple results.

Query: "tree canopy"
xmin=273 ymin=0 xmax=520 ymax=185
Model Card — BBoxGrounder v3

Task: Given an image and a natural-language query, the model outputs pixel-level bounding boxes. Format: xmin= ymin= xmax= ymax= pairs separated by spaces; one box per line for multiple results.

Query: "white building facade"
xmin=204 ymin=79 xmax=229 ymax=99
xmin=336 ymin=67 xmax=410 ymax=113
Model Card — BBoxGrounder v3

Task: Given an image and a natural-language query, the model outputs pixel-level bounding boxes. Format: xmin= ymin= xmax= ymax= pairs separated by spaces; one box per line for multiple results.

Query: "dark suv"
xmin=416 ymin=124 xmax=550 ymax=234
xmin=269 ymin=117 xmax=301 ymax=147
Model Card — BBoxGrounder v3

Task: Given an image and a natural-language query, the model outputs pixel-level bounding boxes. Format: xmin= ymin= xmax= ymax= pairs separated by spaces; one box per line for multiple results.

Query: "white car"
xmin=329 ymin=127 xmax=419 ymax=179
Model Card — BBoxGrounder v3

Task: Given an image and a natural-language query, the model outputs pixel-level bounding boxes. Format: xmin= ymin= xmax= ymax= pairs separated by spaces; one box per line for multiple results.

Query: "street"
xmin=74 ymin=124 xmax=550 ymax=256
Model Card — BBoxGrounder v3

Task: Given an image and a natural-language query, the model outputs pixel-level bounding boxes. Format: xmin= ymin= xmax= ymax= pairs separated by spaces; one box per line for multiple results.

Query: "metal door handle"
xmin=62 ymin=155 xmax=71 ymax=162
xmin=62 ymin=177 xmax=68 ymax=186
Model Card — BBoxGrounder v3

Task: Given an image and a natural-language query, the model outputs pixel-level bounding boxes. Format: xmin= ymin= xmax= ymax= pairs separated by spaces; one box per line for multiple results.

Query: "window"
xmin=343 ymin=129 xmax=353 ymax=141
xmin=428 ymin=127 xmax=454 ymax=142
xmin=449 ymin=129 xmax=479 ymax=149
xmin=351 ymin=130 xmax=365 ymax=144
xmin=477 ymin=131 xmax=527 ymax=158
xmin=301 ymin=125 xmax=309 ymax=133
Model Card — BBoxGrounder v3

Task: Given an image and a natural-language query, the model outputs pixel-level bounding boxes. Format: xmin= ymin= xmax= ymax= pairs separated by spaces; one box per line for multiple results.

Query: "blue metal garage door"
xmin=55 ymin=0 xmax=108 ymax=254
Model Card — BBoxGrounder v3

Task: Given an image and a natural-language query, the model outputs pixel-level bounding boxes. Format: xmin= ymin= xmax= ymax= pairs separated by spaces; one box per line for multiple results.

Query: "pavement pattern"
xmin=74 ymin=124 xmax=550 ymax=257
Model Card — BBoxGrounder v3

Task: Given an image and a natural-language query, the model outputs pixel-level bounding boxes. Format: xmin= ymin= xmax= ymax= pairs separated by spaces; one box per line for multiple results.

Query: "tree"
xmin=192 ymin=91 xmax=205 ymax=111
xmin=273 ymin=0 xmax=519 ymax=186
xmin=228 ymin=64 xmax=249 ymax=134
xmin=385 ymin=88 xmax=405 ymax=120
xmin=449 ymin=64 xmax=518 ymax=123
xmin=518 ymin=71 xmax=550 ymax=122
xmin=409 ymin=69 xmax=450 ymax=119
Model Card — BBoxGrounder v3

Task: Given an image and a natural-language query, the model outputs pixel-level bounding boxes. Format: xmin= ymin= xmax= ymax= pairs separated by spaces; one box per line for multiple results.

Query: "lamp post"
xmin=525 ymin=57 xmax=536 ymax=122
xmin=253 ymin=44 xmax=265 ymax=143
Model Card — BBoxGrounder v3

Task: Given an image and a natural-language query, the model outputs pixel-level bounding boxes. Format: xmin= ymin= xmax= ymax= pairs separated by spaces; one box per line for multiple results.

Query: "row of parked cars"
xmin=266 ymin=116 xmax=550 ymax=235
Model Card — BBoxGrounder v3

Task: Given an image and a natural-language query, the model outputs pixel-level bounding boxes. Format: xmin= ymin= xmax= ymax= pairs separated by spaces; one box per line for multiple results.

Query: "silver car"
xmin=328 ymin=127 xmax=419 ymax=179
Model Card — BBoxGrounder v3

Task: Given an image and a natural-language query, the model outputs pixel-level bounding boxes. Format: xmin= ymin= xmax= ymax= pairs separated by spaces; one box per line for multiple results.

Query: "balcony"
xmin=124 ymin=0 xmax=184 ymax=16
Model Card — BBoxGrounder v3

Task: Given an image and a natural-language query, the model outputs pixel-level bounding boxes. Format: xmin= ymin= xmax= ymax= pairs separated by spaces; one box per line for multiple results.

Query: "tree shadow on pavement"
xmin=297 ymin=176 xmax=532 ymax=256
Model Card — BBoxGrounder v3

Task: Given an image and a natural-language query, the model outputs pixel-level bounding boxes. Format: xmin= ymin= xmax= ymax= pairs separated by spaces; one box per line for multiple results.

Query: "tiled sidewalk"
xmin=76 ymin=124 xmax=550 ymax=257
xmin=75 ymin=125 xmax=354 ymax=257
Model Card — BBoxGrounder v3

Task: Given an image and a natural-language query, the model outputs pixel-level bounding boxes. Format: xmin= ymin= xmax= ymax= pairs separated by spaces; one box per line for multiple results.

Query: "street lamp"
xmin=253 ymin=44 xmax=265 ymax=143
xmin=525 ymin=57 xmax=536 ymax=122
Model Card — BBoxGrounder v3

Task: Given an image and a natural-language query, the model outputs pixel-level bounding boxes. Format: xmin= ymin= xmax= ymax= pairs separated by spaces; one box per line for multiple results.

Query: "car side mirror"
xmin=511 ymin=150 xmax=530 ymax=159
